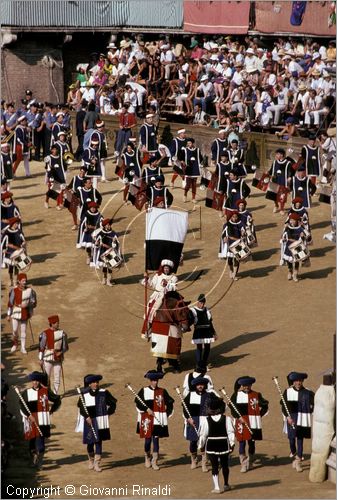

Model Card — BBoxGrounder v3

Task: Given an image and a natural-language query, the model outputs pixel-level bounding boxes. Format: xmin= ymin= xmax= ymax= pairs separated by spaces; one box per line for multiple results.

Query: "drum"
xmin=265 ymin=181 xmax=279 ymax=202
xmin=101 ymin=248 xmax=123 ymax=269
xmin=229 ymin=239 xmax=251 ymax=261
xmin=319 ymin=184 xmax=332 ymax=204
xmin=11 ymin=249 xmax=32 ymax=271
xmin=288 ymin=240 xmax=310 ymax=262
xmin=63 ymin=189 xmax=80 ymax=215
xmin=252 ymin=171 xmax=270 ymax=192
xmin=245 ymin=226 xmax=256 ymax=246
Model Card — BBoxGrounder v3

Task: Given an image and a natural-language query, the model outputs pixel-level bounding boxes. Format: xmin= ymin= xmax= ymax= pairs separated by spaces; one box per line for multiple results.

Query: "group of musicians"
xmin=1 ymin=104 xmax=333 ymax=491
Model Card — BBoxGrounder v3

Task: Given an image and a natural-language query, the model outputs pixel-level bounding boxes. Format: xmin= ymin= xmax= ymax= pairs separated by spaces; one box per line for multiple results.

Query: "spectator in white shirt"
xmin=160 ymin=44 xmax=175 ymax=80
xmin=193 ymin=75 xmax=214 ymax=112
xmin=266 ymin=82 xmax=289 ymax=125
xmin=304 ymin=89 xmax=325 ymax=126
xmin=244 ymin=48 xmax=258 ymax=72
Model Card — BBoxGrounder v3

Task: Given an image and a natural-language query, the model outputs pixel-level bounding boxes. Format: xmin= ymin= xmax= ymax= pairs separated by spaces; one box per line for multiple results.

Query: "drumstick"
xmin=272 ymin=376 xmax=296 ymax=429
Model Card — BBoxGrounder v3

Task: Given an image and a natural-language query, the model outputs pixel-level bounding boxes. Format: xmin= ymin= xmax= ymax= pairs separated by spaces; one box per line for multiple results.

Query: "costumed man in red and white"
xmin=7 ymin=272 xmax=37 ymax=354
xmin=38 ymin=315 xmax=69 ymax=394
xmin=18 ymin=371 xmax=61 ymax=469
xmin=135 ymin=370 xmax=174 ymax=470
xmin=230 ymin=376 xmax=269 ymax=473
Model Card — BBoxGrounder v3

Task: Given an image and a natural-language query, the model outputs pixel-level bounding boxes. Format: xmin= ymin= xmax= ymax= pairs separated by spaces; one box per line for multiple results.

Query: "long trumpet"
xmin=1 ymin=130 xmax=15 ymax=144
xmin=174 ymin=386 xmax=199 ymax=437
xmin=272 ymin=376 xmax=295 ymax=429
xmin=125 ymin=383 xmax=164 ymax=427
xmin=219 ymin=387 xmax=253 ymax=435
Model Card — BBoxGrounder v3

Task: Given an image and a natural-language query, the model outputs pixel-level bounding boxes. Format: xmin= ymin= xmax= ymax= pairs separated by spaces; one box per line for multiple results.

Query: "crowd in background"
xmin=64 ymin=33 xmax=336 ymax=135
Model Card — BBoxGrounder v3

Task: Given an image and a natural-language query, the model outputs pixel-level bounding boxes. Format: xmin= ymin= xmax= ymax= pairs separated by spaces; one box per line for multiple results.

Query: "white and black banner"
xmin=145 ymin=208 xmax=189 ymax=272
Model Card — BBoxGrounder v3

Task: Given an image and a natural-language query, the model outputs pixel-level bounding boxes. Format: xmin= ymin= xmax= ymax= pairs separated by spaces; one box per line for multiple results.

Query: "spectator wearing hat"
xmin=13 ymin=115 xmax=31 ymax=177
xmin=135 ymin=370 xmax=174 ymax=470
xmin=1 ymin=190 xmax=20 ymax=231
xmin=76 ymin=201 xmax=102 ymax=264
xmin=188 ymin=294 xmax=217 ymax=370
xmin=230 ymin=376 xmax=269 ymax=473
xmin=281 ymin=372 xmax=314 ymax=472
xmin=198 ymin=398 xmax=235 ymax=493
xmin=7 ymin=272 xmax=36 ymax=354
xmin=146 ymin=174 xmax=173 ymax=210
xmin=182 ymin=376 xmax=220 ymax=472
xmin=160 ymin=44 xmax=175 ymax=80
xmin=280 ymin=211 xmax=309 ymax=282
xmin=2 ymin=217 xmax=26 ymax=286
xmin=266 ymin=81 xmax=289 ymax=126
xmin=1 ymin=143 xmax=14 ymax=186
xmin=303 ymin=89 xmax=325 ymax=129
xmin=193 ymin=75 xmax=214 ymax=113
xmin=76 ymin=374 xmax=117 ymax=472
xmin=92 ymin=217 xmax=120 ymax=286
xmin=38 ymin=315 xmax=68 ymax=394
xmin=18 ymin=371 xmax=61 ymax=469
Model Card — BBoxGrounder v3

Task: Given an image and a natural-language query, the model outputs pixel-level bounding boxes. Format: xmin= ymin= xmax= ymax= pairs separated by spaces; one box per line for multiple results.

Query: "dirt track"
xmin=2 ymin=159 xmax=335 ymax=499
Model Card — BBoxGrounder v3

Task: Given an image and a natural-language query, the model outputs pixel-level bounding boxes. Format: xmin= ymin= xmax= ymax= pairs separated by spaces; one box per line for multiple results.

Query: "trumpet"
xmin=63 ymin=151 xmax=74 ymax=166
xmin=1 ymin=130 xmax=15 ymax=144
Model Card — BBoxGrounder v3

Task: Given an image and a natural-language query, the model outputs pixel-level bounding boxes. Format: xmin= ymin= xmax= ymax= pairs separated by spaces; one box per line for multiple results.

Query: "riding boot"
xmin=156 ymin=358 xmax=163 ymax=373
xmin=248 ymin=454 xmax=254 ymax=469
xmin=201 ymin=452 xmax=208 ymax=472
xmin=144 ymin=452 xmax=151 ymax=469
xmin=93 ymin=454 xmax=102 ymax=472
xmin=151 ymin=452 xmax=160 ymax=470
xmin=190 ymin=452 xmax=198 ymax=469
xmin=211 ymin=474 xmax=221 ymax=493
xmin=30 ymin=450 xmax=38 ymax=467
xmin=293 ymin=456 xmax=303 ymax=472
xmin=88 ymin=452 xmax=95 ymax=470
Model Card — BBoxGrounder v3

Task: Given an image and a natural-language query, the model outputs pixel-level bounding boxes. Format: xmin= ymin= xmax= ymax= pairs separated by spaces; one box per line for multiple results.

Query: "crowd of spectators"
xmin=67 ymin=34 xmax=336 ymax=136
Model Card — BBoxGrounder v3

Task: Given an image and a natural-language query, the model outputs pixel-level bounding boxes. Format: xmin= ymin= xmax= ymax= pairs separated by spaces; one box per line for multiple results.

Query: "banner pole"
xmin=199 ymin=205 xmax=202 ymax=240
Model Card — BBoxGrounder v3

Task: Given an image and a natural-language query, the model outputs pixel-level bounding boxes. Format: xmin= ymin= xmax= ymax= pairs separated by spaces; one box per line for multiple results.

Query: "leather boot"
xmin=190 ymin=452 xmax=198 ymax=470
xmin=88 ymin=452 xmax=95 ymax=470
xmin=201 ymin=452 xmax=208 ymax=472
xmin=36 ymin=452 xmax=44 ymax=470
xmin=144 ymin=452 xmax=151 ymax=469
xmin=93 ymin=454 xmax=102 ymax=472
xmin=151 ymin=452 xmax=160 ymax=470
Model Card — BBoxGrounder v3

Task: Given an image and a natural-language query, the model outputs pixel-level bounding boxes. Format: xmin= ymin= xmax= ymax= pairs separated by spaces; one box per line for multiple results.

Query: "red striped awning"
xmin=183 ymin=1 xmax=250 ymax=34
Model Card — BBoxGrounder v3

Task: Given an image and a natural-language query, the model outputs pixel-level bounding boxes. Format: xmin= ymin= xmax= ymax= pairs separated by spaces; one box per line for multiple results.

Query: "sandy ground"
xmin=2 ymin=159 xmax=336 ymax=500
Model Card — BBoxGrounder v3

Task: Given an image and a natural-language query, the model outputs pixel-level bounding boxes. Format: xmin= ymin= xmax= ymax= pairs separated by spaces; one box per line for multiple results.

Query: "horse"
xmin=149 ymin=291 xmax=191 ymax=373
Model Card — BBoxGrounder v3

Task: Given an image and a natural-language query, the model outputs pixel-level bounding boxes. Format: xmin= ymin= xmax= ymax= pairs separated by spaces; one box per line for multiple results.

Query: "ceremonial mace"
xmin=272 ymin=376 xmax=295 ymax=429
xmin=76 ymin=386 xmax=99 ymax=440
xmin=13 ymin=386 xmax=43 ymax=436
xmin=174 ymin=386 xmax=199 ymax=437
xmin=125 ymin=383 xmax=164 ymax=427
xmin=219 ymin=386 xmax=253 ymax=435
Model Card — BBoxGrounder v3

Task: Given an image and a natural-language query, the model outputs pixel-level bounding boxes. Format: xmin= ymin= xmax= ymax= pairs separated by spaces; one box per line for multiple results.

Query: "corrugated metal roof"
xmin=1 ymin=0 xmax=183 ymax=28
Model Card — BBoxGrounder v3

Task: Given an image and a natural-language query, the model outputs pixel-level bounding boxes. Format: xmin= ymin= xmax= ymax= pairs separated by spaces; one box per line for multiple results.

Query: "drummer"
xmin=218 ymin=210 xmax=246 ymax=281
xmin=280 ymin=213 xmax=309 ymax=282
xmin=1 ymin=217 xmax=26 ymax=287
